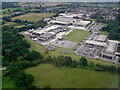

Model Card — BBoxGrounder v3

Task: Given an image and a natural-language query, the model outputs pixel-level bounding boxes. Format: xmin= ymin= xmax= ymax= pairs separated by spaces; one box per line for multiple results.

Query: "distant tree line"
xmin=2 ymin=2 xmax=20 ymax=9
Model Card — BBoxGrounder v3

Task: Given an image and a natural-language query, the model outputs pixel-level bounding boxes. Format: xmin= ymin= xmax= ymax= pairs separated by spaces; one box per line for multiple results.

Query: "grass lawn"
xmin=25 ymin=38 xmax=117 ymax=66
xmin=63 ymin=29 xmax=92 ymax=43
xmin=12 ymin=13 xmax=55 ymax=22
xmin=25 ymin=63 xmax=118 ymax=88
xmin=2 ymin=76 xmax=18 ymax=88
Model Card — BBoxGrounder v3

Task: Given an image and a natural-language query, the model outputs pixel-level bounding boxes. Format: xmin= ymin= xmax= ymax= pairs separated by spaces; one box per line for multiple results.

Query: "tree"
xmin=54 ymin=56 xmax=66 ymax=66
xmin=71 ymin=61 xmax=77 ymax=68
xmin=3 ymin=17 xmax=11 ymax=22
xmin=24 ymin=74 xmax=34 ymax=88
xmin=26 ymin=51 xmax=43 ymax=61
xmin=2 ymin=21 xmax=5 ymax=25
xmin=109 ymin=65 xmax=117 ymax=73
xmin=80 ymin=57 xmax=88 ymax=67
xmin=17 ymin=56 xmax=24 ymax=61
xmin=65 ymin=56 xmax=72 ymax=66
xmin=9 ymin=66 xmax=21 ymax=78
xmin=14 ymin=72 xmax=26 ymax=87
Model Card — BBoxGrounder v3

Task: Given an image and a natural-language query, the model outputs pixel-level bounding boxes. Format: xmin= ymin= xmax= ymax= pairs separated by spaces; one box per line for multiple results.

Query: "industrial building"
xmin=100 ymin=41 xmax=118 ymax=60
xmin=85 ymin=34 xmax=108 ymax=47
xmin=94 ymin=35 xmax=108 ymax=42
xmin=76 ymin=33 xmax=119 ymax=60
xmin=49 ymin=13 xmax=91 ymax=30
xmin=38 ymin=32 xmax=56 ymax=42
xmin=26 ymin=24 xmax=67 ymax=42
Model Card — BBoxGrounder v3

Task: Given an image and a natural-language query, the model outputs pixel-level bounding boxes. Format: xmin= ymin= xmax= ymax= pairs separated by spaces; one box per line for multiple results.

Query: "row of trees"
xmin=2 ymin=16 xmax=12 ymax=22
xmin=43 ymin=55 xmax=119 ymax=74
xmin=11 ymin=12 xmax=26 ymax=17
xmin=13 ymin=19 xmax=33 ymax=25
xmin=44 ymin=55 xmax=88 ymax=68
xmin=95 ymin=63 xmax=117 ymax=73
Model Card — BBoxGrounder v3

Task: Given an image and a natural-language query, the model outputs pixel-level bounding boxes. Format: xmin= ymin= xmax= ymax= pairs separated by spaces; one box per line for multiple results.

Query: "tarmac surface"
xmin=51 ymin=40 xmax=78 ymax=49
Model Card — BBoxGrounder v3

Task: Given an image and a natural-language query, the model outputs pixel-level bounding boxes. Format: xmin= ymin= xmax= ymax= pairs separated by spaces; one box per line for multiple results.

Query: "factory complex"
xmin=22 ymin=13 xmax=120 ymax=63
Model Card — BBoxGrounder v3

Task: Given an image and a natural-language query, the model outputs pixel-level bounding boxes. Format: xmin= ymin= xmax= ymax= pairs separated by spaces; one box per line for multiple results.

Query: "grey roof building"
xmin=38 ymin=32 xmax=56 ymax=42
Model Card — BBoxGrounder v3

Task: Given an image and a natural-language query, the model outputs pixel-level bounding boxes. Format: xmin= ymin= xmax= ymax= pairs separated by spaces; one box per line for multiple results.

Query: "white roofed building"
xmin=85 ymin=40 xmax=107 ymax=47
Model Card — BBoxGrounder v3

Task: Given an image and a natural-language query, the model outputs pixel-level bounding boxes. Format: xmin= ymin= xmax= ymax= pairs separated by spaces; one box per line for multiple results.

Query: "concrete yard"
xmin=76 ymin=44 xmax=103 ymax=58
xmin=51 ymin=40 xmax=78 ymax=49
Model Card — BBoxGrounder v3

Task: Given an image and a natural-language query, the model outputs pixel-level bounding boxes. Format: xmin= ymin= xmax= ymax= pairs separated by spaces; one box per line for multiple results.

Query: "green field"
xmin=2 ymin=76 xmax=18 ymax=88
xmin=25 ymin=63 xmax=118 ymax=88
xmin=12 ymin=13 xmax=55 ymax=22
xmin=63 ymin=29 xmax=92 ymax=43
xmin=2 ymin=22 xmax=17 ymax=26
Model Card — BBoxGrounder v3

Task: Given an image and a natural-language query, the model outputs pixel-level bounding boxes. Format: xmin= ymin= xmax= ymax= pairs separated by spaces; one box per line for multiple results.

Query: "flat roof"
xmin=85 ymin=40 xmax=107 ymax=47
xmin=40 ymin=32 xmax=55 ymax=38
xmin=50 ymin=20 xmax=69 ymax=25
xmin=105 ymin=42 xmax=117 ymax=54
xmin=55 ymin=17 xmax=77 ymax=23
xmin=33 ymin=30 xmax=44 ymax=34
xmin=74 ymin=20 xmax=91 ymax=27
xmin=68 ymin=26 xmax=86 ymax=30
xmin=95 ymin=35 xmax=107 ymax=42
xmin=45 ymin=25 xmax=61 ymax=31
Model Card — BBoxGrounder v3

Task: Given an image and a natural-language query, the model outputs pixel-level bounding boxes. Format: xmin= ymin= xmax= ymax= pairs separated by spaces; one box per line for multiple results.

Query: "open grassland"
xmin=2 ymin=76 xmax=18 ymax=88
xmin=25 ymin=64 xmax=118 ymax=88
xmin=63 ymin=29 xmax=92 ymax=42
xmin=25 ymin=38 xmax=116 ymax=66
xmin=2 ymin=22 xmax=17 ymax=26
xmin=12 ymin=13 xmax=55 ymax=22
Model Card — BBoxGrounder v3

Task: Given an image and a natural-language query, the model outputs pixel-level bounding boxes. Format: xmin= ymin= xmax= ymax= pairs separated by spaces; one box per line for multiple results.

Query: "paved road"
xmin=0 ymin=68 xmax=6 ymax=71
